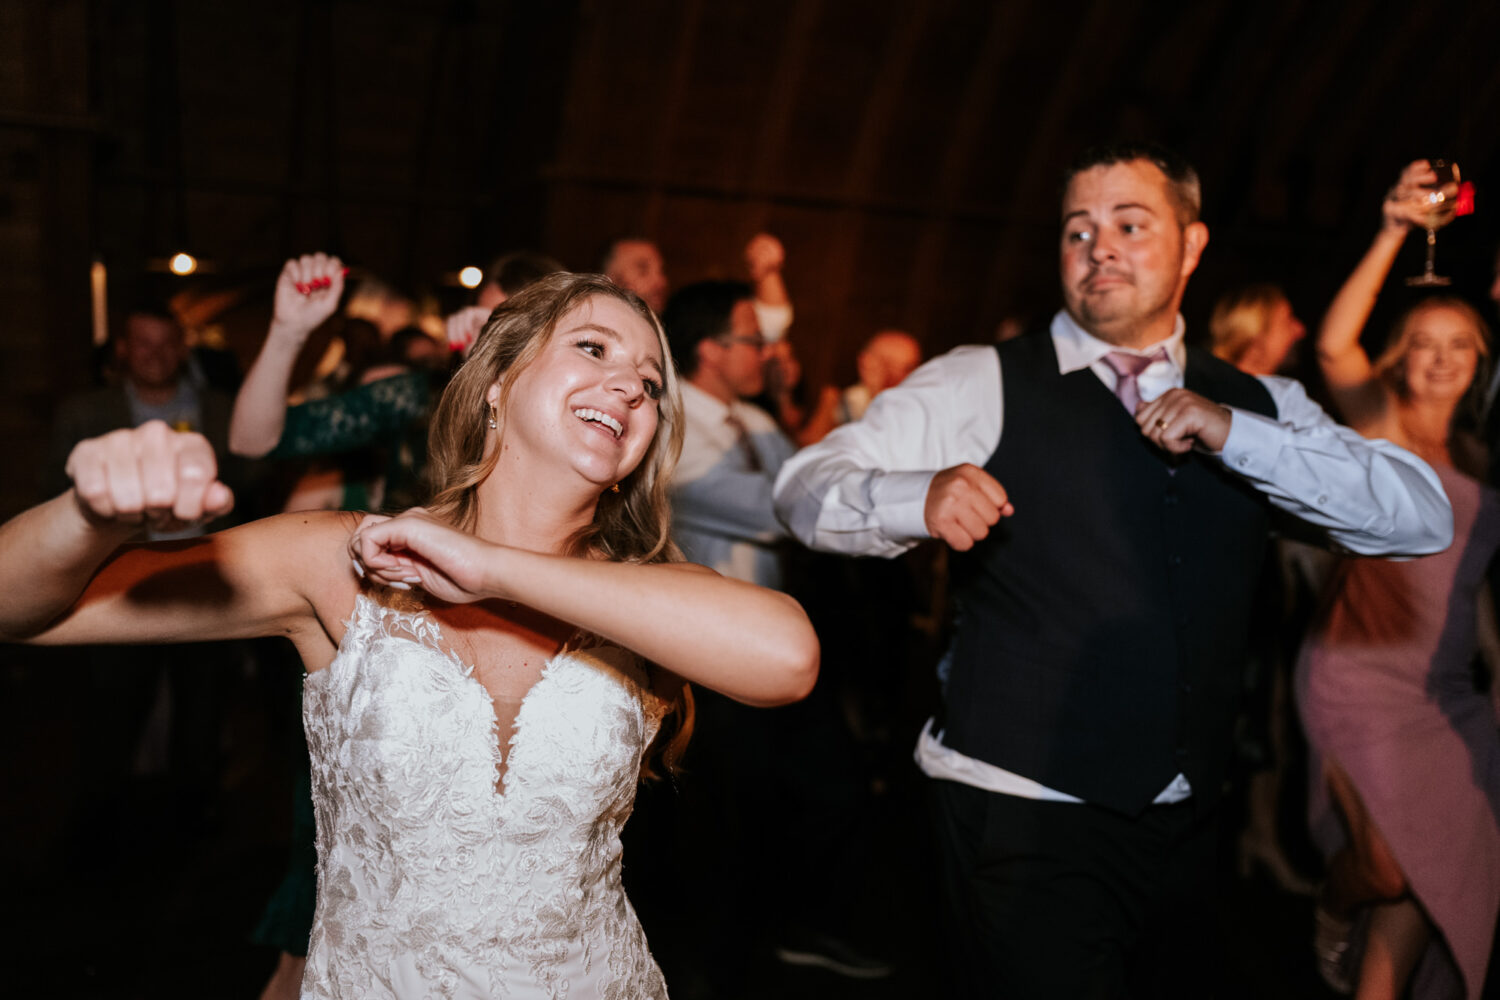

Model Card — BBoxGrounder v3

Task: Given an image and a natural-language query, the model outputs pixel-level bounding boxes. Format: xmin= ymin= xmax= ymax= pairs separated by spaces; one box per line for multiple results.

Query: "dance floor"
xmin=0 ymin=645 xmax=1418 ymax=998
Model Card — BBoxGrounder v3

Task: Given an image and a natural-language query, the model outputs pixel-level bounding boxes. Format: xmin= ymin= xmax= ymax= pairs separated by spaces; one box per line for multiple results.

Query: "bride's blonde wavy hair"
xmin=424 ymin=271 xmax=693 ymax=776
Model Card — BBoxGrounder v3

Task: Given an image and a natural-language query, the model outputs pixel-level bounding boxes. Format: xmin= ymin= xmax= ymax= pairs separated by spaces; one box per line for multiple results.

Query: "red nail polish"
xmin=1456 ymin=182 xmax=1475 ymax=217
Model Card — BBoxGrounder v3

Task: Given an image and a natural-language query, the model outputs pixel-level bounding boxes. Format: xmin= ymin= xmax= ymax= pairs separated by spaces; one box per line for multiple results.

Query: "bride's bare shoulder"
xmin=217 ymin=508 xmax=364 ymax=642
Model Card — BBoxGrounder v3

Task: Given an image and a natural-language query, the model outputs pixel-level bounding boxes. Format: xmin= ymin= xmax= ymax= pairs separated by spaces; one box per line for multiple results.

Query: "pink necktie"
xmin=1102 ymin=349 xmax=1166 ymax=414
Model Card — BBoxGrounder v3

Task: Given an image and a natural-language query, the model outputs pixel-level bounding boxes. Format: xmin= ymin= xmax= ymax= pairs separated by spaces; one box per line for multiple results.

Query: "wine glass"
xmin=1406 ymin=159 xmax=1459 ymax=286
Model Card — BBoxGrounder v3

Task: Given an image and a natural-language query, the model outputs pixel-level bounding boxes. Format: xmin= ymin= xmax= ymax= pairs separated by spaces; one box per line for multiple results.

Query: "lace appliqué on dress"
xmin=301 ymin=594 xmax=669 ymax=999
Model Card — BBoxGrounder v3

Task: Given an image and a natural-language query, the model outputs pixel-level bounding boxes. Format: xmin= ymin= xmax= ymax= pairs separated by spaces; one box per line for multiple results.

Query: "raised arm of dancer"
xmin=348 ymin=509 xmax=819 ymax=707
xmin=229 ymin=253 xmax=346 ymax=457
xmin=746 ymin=233 xmax=794 ymax=341
xmin=0 ymin=422 xmax=347 ymax=663
xmin=1317 ymin=160 xmax=1451 ymax=427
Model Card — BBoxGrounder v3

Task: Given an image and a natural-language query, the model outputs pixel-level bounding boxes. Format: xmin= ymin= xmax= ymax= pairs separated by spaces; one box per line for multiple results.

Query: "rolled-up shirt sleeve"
xmin=773 ymin=345 xmax=1002 ymax=556
xmin=1220 ymin=375 xmax=1453 ymax=556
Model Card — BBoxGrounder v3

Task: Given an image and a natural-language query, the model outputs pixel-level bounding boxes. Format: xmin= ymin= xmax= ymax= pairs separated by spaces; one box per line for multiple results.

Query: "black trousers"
xmin=932 ymin=779 xmax=1221 ymax=1000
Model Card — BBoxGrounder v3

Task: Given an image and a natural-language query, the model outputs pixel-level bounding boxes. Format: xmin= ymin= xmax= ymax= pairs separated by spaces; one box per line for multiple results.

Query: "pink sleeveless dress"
xmin=1297 ymin=463 xmax=1500 ymax=998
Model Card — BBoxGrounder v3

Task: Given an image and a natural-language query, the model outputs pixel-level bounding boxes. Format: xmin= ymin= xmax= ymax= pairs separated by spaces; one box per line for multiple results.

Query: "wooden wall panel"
xmin=0 ymin=0 xmax=94 ymax=518
xmin=2 ymin=0 xmax=1499 ymax=524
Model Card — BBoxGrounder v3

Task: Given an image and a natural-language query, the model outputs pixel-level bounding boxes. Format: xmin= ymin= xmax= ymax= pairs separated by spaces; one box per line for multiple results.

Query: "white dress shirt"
xmin=772 ymin=310 xmax=1455 ymax=804
xmin=673 ymin=382 xmax=795 ymax=589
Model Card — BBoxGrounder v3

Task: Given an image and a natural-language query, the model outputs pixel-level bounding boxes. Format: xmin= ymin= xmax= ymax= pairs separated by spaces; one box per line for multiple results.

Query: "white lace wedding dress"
xmin=299 ymin=593 xmax=671 ymax=999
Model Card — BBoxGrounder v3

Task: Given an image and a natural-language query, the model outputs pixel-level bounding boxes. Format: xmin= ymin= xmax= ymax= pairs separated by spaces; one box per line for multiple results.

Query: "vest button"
xmin=1180 ymin=682 xmax=1193 ymax=693
xmin=1168 ymin=554 xmax=1182 ymax=566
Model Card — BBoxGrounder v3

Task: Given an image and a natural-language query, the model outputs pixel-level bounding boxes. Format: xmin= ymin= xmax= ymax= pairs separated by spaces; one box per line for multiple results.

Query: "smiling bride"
xmin=0 ymin=262 xmax=820 ymax=999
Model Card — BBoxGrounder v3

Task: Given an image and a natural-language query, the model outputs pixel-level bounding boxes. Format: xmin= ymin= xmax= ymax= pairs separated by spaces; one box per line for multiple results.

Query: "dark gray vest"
xmin=942 ymin=332 xmax=1277 ymax=815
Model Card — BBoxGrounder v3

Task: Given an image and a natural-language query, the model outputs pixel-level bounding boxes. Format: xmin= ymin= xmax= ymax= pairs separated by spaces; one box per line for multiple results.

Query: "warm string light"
xmin=89 ymin=259 xmax=108 ymax=347
xmin=458 ymin=266 xmax=483 ymax=289
xmin=169 ymin=252 xmax=198 ymax=275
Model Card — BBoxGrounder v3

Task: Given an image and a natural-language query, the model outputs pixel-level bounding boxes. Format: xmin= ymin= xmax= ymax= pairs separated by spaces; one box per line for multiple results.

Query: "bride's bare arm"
xmin=0 ymin=422 xmax=347 ymax=661
xmin=348 ymin=511 xmax=819 ymax=707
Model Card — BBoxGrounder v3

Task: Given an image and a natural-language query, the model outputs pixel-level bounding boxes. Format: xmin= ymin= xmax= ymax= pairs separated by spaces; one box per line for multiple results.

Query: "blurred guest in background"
xmin=601 ymin=236 xmax=670 ymax=314
xmin=659 ymin=279 xmax=889 ymax=985
xmin=798 ymin=329 xmax=923 ymax=445
xmin=478 ymin=249 xmax=566 ymax=311
xmin=446 ymin=250 xmax=567 ymax=357
xmin=598 ymin=232 xmax=795 ymax=343
xmin=1210 ymin=283 xmax=1308 ymax=376
xmin=1210 ymin=282 xmax=1321 ymax=899
xmin=50 ymin=303 xmax=241 ymax=507
xmin=663 ymin=279 xmax=792 ymax=586
xmin=743 ymin=233 xmax=810 ymax=439
xmin=46 ymin=299 xmax=253 ymax=871
xmin=1298 ymin=159 xmax=1500 ymax=999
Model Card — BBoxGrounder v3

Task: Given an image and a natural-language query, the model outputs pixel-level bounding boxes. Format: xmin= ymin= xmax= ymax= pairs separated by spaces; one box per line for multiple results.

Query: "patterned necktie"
xmin=724 ymin=412 xmax=763 ymax=472
xmin=1102 ymin=349 xmax=1166 ymax=414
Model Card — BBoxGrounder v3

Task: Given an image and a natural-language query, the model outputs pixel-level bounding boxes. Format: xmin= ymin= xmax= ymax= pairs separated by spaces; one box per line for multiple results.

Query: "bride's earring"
xmin=487 ymin=404 xmax=497 ymax=430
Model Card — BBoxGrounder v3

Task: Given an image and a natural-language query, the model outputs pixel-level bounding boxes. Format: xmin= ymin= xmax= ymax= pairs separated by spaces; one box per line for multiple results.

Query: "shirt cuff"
xmin=1217 ymin=407 xmax=1280 ymax=479
xmin=868 ymin=469 xmax=938 ymax=541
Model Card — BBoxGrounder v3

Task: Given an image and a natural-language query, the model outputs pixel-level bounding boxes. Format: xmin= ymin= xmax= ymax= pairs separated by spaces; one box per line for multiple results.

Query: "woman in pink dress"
xmin=1299 ymin=159 xmax=1500 ymax=999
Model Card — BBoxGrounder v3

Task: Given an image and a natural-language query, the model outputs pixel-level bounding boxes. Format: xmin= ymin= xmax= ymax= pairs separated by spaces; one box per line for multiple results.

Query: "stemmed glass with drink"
xmin=1406 ymin=159 xmax=1460 ymax=286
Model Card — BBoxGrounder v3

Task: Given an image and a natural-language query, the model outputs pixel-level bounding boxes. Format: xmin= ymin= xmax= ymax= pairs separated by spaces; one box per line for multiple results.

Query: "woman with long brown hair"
xmin=0 ymin=261 xmax=819 ymax=998
xmin=1299 ymin=160 xmax=1500 ymax=999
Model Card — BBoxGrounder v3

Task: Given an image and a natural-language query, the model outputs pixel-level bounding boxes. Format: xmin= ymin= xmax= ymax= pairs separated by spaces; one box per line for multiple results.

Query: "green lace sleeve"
xmin=270 ymin=371 xmax=432 ymax=459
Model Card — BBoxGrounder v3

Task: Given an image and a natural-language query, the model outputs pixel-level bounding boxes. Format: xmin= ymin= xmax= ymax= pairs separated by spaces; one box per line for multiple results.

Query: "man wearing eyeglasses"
xmin=661 ymin=279 xmax=792 ymax=589
xmin=657 ymin=279 xmax=893 ymax=984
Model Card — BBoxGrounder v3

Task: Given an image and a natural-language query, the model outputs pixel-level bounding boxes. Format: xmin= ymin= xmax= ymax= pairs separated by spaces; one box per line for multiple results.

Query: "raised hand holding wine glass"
xmin=1400 ymin=157 xmax=1461 ymax=286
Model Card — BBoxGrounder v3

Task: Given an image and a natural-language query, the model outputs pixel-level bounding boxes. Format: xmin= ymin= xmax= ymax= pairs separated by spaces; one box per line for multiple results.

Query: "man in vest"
xmin=772 ymin=142 xmax=1454 ymax=998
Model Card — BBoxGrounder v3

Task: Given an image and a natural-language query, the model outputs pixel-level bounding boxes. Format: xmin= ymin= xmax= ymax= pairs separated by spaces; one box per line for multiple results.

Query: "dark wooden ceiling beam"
xmin=813 ymin=2 xmax=932 ymax=361
xmin=398 ymin=3 xmax=458 ymax=286
xmin=978 ymin=0 xmax=1137 ymax=325
xmin=903 ymin=2 xmax=1028 ymax=335
xmin=739 ymin=0 xmax=824 ymax=232
xmin=641 ymin=0 xmax=704 ymax=234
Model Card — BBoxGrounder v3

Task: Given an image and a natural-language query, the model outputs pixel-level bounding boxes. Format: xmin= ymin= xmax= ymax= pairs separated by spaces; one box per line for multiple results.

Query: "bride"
xmin=0 ymin=263 xmax=819 ymax=999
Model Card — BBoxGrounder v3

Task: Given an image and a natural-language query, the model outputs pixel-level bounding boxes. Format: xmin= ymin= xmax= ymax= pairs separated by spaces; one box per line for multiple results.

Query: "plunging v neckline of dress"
xmin=308 ymin=592 xmax=624 ymax=801
xmin=298 ymin=592 xmax=672 ymax=998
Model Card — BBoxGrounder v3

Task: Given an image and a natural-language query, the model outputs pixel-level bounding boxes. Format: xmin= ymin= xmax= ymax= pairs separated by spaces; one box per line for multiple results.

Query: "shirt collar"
xmin=1049 ymin=309 xmax=1187 ymax=376
xmin=681 ymin=380 xmax=735 ymax=422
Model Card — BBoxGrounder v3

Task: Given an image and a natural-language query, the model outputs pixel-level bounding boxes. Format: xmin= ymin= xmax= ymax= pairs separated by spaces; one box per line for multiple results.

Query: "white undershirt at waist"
xmin=914 ymin=717 xmax=1194 ymax=805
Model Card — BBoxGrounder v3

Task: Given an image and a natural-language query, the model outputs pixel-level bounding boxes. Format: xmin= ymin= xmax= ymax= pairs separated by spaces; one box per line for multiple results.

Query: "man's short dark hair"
xmin=660 ymin=280 xmax=753 ymax=378
xmin=1062 ymin=141 xmax=1202 ymax=225
xmin=118 ymin=292 xmax=181 ymax=337
xmin=484 ymin=250 xmax=566 ymax=297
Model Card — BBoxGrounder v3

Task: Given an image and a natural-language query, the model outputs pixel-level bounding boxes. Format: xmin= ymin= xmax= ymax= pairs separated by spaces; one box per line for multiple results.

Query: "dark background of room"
xmin=4 ymin=0 xmax=1498 ymax=522
xmin=3 ymin=2 xmax=1500 ymax=998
